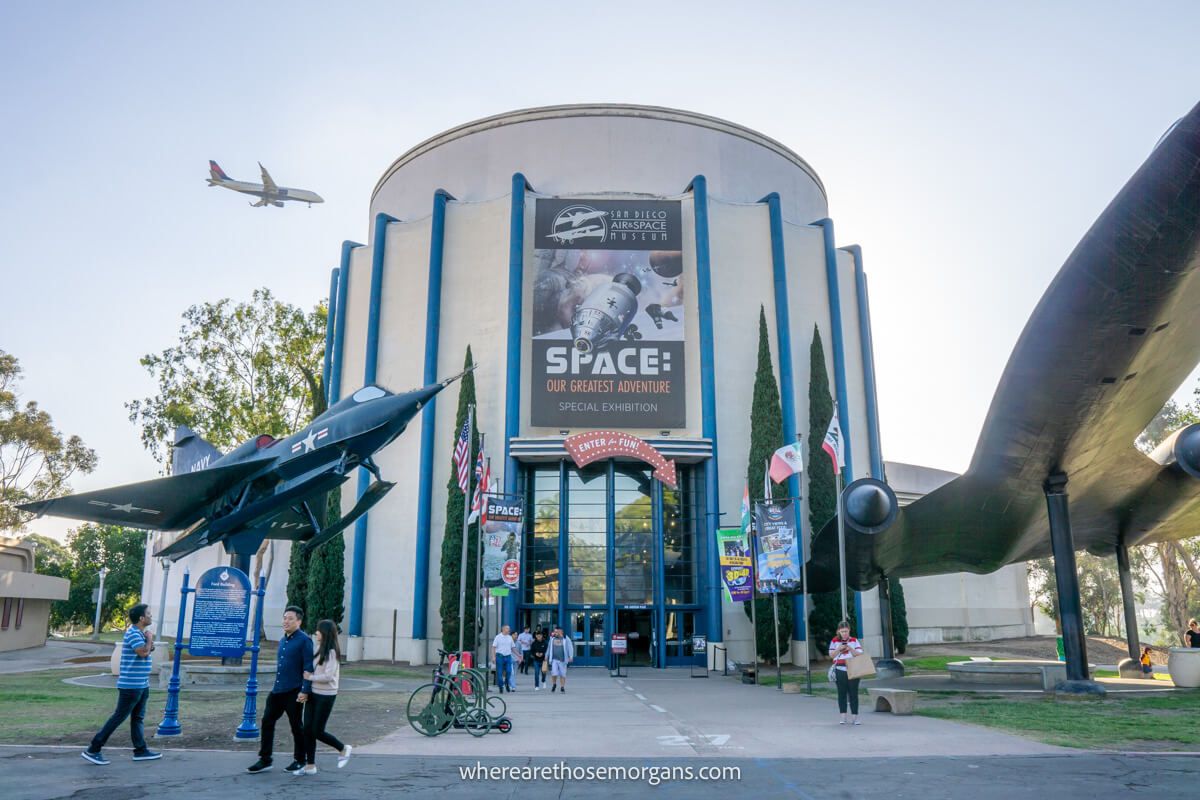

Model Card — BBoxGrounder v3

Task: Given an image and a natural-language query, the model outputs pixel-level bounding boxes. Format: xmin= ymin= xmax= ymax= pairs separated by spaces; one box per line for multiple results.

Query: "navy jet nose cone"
xmin=843 ymin=478 xmax=899 ymax=535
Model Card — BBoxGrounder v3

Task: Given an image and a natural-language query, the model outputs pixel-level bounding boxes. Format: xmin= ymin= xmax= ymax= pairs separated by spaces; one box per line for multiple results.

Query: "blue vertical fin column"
xmin=842 ymin=245 xmax=884 ymax=479
xmin=322 ymin=268 xmax=340 ymax=405
xmin=760 ymin=193 xmax=806 ymax=644
xmin=502 ymin=173 xmax=531 ymax=631
xmin=812 ymin=219 xmax=863 ymax=635
xmin=328 ymin=240 xmax=363 ymax=405
xmin=412 ymin=190 xmax=455 ymax=642
xmin=349 ymin=214 xmax=397 ymax=641
xmin=690 ymin=176 xmax=722 ymax=646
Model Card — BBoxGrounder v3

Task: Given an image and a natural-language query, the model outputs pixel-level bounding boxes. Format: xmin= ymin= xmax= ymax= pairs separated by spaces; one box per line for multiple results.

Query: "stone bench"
xmin=947 ymin=659 xmax=1089 ymax=691
xmin=867 ymin=687 xmax=916 ymax=715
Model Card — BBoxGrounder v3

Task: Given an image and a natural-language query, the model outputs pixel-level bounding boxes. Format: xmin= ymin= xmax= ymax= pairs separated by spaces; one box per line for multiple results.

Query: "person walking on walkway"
xmin=829 ymin=621 xmax=864 ymax=726
xmin=517 ymin=626 xmax=534 ymax=674
xmin=247 ymin=606 xmax=313 ymax=774
xmin=297 ymin=619 xmax=352 ymax=775
xmin=530 ymin=630 xmax=547 ymax=690
xmin=81 ymin=603 xmax=161 ymax=765
xmin=1186 ymin=619 xmax=1200 ymax=648
xmin=492 ymin=625 xmax=516 ymax=692
xmin=547 ymin=626 xmax=574 ymax=694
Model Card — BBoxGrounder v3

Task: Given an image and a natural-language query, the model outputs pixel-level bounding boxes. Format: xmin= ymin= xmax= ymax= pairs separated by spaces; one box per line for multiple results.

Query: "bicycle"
xmin=406 ymin=649 xmax=511 ymax=736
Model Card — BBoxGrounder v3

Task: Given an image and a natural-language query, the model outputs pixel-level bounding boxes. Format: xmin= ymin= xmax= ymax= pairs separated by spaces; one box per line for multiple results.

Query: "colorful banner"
xmin=717 ymin=527 xmax=754 ymax=603
xmin=531 ymin=197 xmax=685 ymax=429
xmin=482 ymin=496 xmax=524 ymax=590
xmin=564 ymin=430 xmax=677 ymax=488
xmin=753 ymin=500 xmax=802 ymax=594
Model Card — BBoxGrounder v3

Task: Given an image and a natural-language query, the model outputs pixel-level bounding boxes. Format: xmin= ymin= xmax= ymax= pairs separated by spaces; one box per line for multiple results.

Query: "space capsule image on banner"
xmin=531 ymin=198 xmax=686 ymax=429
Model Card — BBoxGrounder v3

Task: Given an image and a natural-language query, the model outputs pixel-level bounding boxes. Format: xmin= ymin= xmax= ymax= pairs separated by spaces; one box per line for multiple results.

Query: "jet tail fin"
xmin=172 ymin=425 xmax=222 ymax=474
xmin=208 ymin=160 xmax=230 ymax=182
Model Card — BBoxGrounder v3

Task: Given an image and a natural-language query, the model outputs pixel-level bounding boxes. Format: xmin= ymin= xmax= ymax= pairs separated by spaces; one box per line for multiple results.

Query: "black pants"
xmin=302 ymin=694 xmax=344 ymax=765
xmin=519 ymin=652 xmax=531 ymax=673
xmin=259 ymin=688 xmax=305 ymax=763
xmin=89 ymin=687 xmax=149 ymax=754
xmin=835 ymin=669 xmax=860 ymax=714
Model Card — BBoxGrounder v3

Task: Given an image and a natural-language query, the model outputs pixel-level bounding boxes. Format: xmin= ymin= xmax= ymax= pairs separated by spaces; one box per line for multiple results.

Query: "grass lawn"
xmin=0 ymin=668 xmax=414 ymax=750
xmin=916 ymin=690 xmax=1200 ymax=750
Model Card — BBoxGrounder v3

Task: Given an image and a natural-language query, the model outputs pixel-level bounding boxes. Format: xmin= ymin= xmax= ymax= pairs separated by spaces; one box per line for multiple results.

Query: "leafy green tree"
xmin=60 ymin=524 xmax=146 ymax=630
xmin=1 ymin=350 xmax=97 ymax=531
xmin=741 ymin=307 xmax=791 ymax=663
xmin=438 ymin=347 xmax=481 ymax=653
xmin=889 ymin=577 xmax=909 ymax=654
xmin=126 ymin=288 xmax=327 ymax=464
xmin=806 ymin=325 xmax=855 ymax=648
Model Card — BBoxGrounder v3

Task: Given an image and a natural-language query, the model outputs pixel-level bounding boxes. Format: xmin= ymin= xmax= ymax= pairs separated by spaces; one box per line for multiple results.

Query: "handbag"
xmin=845 ymin=652 xmax=876 ymax=680
xmin=541 ymin=659 xmax=548 ymax=675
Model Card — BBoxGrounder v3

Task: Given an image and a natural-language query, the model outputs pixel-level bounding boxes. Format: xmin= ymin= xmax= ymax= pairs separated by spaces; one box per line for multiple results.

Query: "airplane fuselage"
xmin=208 ymin=178 xmax=324 ymax=205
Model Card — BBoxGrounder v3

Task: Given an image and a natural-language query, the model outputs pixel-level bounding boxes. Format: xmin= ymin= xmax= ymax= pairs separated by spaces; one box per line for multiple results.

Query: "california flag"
xmin=768 ymin=442 xmax=804 ymax=485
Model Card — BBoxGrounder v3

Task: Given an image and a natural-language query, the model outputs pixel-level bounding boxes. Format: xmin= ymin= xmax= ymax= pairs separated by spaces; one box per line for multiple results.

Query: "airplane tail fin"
xmin=172 ymin=425 xmax=223 ymax=474
xmin=208 ymin=160 xmax=231 ymax=183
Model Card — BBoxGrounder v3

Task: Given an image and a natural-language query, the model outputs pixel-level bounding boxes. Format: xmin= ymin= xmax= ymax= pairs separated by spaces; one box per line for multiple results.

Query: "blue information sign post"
xmin=155 ymin=566 xmax=258 ymax=739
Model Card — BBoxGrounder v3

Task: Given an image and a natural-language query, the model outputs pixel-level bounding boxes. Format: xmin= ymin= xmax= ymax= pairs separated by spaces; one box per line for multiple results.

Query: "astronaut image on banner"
xmin=482 ymin=496 xmax=524 ymax=589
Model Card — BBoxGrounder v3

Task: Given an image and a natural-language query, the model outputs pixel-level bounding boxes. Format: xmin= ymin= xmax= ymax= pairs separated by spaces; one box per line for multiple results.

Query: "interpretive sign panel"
xmin=188 ymin=566 xmax=251 ymax=658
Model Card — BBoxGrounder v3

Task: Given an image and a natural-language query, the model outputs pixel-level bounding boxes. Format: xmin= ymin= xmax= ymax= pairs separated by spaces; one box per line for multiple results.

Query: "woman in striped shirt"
xmin=828 ymin=621 xmax=864 ymax=726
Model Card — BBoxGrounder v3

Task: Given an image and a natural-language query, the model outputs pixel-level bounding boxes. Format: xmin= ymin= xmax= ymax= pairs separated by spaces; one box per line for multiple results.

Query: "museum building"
xmin=142 ymin=105 xmax=1032 ymax=665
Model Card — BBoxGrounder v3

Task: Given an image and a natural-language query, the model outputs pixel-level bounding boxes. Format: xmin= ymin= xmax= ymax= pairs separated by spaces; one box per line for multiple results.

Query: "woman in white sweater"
xmin=299 ymin=619 xmax=351 ymax=775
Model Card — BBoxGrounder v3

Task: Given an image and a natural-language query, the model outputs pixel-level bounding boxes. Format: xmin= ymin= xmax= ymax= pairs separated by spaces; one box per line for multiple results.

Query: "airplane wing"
xmin=258 ymin=162 xmax=278 ymax=194
xmin=809 ymin=101 xmax=1200 ymax=592
xmin=18 ymin=460 xmax=265 ymax=531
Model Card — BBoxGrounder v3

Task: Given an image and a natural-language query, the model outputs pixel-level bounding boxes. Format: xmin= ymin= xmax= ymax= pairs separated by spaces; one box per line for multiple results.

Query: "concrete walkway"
xmin=363 ymin=667 xmax=1063 ymax=759
xmin=0 ymin=640 xmax=113 ymax=674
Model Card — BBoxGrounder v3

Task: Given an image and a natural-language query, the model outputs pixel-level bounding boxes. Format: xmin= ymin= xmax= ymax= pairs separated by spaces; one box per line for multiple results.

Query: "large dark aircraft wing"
xmin=18 ymin=461 xmax=264 ymax=531
xmin=809 ymin=101 xmax=1200 ymax=592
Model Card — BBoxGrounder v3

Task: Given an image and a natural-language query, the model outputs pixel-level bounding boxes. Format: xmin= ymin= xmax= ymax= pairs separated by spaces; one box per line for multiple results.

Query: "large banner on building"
xmin=717 ymin=527 xmax=754 ymax=603
xmin=531 ymin=198 xmax=685 ymax=429
xmin=753 ymin=500 xmax=802 ymax=594
xmin=482 ymin=495 xmax=524 ymax=590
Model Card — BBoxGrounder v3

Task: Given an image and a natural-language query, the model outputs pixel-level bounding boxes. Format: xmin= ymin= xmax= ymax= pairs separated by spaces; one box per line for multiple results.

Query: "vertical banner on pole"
xmin=482 ymin=495 xmax=525 ymax=591
xmin=753 ymin=500 xmax=802 ymax=594
xmin=717 ymin=528 xmax=753 ymax=603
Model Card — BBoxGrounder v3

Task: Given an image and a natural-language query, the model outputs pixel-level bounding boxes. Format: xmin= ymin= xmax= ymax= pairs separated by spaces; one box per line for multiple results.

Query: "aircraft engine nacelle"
xmin=1149 ymin=422 xmax=1200 ymax=479
xmin=841 ymin=477 xmax=899 ymax=534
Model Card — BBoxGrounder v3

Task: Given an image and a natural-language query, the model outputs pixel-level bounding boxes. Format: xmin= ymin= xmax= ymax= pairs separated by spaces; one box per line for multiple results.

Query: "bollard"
xmin=156 ymin=570 xmax=192 ymax=737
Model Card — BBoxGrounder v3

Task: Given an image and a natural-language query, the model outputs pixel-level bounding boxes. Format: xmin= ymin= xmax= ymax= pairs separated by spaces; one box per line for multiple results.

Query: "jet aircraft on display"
xmin=207 ymin=160 xmax=324 ymax=207
xmin=19 ymin=371 xmax=471 ymax=560
xmin=814 ymin=101 xmax=1200 ymax=594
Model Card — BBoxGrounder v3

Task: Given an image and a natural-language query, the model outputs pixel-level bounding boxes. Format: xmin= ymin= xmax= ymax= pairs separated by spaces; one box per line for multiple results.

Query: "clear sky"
xmin=3 ymin=2 xmax=1199 ymax=541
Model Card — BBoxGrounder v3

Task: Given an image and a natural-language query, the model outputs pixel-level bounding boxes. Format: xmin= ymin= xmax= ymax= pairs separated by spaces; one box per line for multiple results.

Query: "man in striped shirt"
xmin=82 ymin=603 xmax=162 ymax=765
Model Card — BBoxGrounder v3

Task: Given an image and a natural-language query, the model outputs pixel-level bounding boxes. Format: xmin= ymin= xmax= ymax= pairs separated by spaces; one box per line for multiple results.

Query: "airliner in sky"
xmin=206 ymin=161 xmax=324 ymax=207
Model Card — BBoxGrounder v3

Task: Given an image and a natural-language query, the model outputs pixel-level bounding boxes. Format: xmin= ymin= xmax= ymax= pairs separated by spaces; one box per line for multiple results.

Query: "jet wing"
xmin=258 ymin=162 xmax=278 ymax=194
xmin=18 ymin=460 xmax=265 ymax=531
xmin=810 ymin=101 xmax=1200 ymax=591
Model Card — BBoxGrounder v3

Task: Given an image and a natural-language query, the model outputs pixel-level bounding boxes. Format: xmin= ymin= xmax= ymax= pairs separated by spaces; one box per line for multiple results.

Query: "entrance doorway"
xmin=617 ymin=609 xmax=654 ymax=666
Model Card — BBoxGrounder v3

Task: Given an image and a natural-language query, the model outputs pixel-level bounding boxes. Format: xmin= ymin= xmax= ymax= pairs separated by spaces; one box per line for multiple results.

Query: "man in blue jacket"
xmin=247 ymin=605 xmax=313 ymax=774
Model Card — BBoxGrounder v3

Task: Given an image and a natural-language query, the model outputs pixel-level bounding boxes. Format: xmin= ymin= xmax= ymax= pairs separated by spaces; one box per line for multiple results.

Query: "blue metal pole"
xmin=502 ymin=173 xmax=530 ymax=631
xmin=690 ymin=175 xmax=722 ymax=645
xmin=413 ymin=190 xmax=454 ymax=642
xmin=155 ymin=570 xmax=192 ymax=737
xmin=761 ymin=192 xmax=806 ymax=644
xmin=235 ymin=576 xmax=267 ymax=740
xmin=322 ymin=268 xmax=339 ymax=406
xmin=812 ymin=219 xmax=854 ymax=482
xmin=349 ymin=215 xmax=397 ymax=640
xmin=842 ymin=245 xmax=884 ymax=480
xmin=329 ymin=241 xmax=363 ymax=404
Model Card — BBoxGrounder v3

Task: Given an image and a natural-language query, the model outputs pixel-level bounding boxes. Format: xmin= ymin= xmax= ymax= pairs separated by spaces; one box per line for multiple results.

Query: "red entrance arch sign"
xmin=563 ymin=431 xmax=678 ymax=489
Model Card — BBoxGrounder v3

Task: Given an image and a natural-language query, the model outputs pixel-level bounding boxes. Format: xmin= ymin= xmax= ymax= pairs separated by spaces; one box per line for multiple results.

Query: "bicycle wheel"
xmin=407 ymin=683 xmax=454 ymax=737
xmin=484 ymin=694 xmax=507 ymax=720
xmin=459 ymin=706 xmax=492 ymax=737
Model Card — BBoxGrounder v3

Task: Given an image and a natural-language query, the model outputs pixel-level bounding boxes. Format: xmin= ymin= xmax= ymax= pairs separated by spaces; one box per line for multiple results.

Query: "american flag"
xmin=452 ymin=419 xmax=471 ymax=493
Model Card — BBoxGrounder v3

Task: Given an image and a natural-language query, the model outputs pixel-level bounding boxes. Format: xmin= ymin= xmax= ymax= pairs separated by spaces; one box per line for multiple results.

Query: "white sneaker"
xmin=295 ymin=765 xmax=317 ymax=776
xmin=535 ymin=686 xmax=541 ymax=691
xmin=337 ymin=745 xmax=352 ymax=769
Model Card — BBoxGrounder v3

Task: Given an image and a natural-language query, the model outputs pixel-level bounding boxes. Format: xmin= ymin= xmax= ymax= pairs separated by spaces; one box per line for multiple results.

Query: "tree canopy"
xmin=0 ymin=350 xmax=97 ymax=531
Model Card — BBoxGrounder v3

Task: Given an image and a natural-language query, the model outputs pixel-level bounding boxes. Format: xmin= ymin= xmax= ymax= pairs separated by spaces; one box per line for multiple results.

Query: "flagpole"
xmin=836 ymin=469 xmax=848 ymax=624
xmin=457 ymin=405 xmax=474 ymax=656
xmin=772 ymin=592 xmax=782 ymax=690
xmin=750 ymin=534 xmax=759 ymax=683
xmin=474 ymin=437 xmax=487 ymax=665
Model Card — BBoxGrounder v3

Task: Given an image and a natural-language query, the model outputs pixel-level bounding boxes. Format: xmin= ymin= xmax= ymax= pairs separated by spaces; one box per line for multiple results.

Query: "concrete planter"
xmin=1167 ymin=648 xmax=1200 ymax=688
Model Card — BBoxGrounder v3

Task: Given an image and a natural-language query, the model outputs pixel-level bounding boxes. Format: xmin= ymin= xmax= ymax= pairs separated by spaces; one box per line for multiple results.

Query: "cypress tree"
xmin=305 ymin=487 xmax=345 ymax=627
xmin=438 ymin=346 xmax=482 ymax=653
xmin=286 ymin=537 xmax=311 ymax=618
xmin=806 ymin=325 xmax=855 ymax=648
xmin=741 ymin=307 xmax=792 ymax=663
xmin=889 ymin=577 xmax=909 ymax=655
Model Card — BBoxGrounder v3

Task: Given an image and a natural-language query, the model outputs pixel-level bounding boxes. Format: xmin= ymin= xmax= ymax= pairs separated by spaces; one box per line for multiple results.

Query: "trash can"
xmin=741 ymin=668 xmax=757 ymax=685
xmin=1055 ymin=636 xmax=1065 ymax=662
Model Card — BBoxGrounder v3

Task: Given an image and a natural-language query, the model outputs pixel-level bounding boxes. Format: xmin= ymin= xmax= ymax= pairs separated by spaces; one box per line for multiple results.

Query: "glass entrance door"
xmin=616 ymin=609 xmax=654 ymax=666
xmin=568 ymin=609 xmax=608 ymax=666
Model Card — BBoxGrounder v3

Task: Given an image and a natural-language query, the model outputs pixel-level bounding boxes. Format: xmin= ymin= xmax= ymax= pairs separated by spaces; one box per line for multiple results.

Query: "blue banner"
xmin=188 ymin=566 xmax=251 ymax=658
xmin=753 ymin=500 xmax=802 ymax=594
